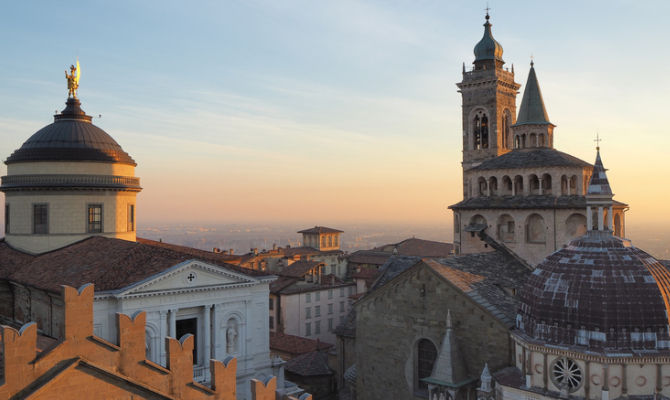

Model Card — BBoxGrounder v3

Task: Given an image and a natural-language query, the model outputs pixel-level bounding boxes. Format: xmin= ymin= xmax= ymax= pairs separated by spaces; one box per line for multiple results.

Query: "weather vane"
xmin=65 ymin=60 xmax=80 ymax=98
xmin=594 ymin=133 xmax=602 ymax=150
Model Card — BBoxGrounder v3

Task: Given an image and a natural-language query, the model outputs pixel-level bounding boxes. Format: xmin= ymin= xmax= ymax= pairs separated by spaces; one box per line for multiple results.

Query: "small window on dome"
xmin=33 ymin=204 xmax=48 ymax=234
xmin=87 ymin=204 xmax=103 ymax=233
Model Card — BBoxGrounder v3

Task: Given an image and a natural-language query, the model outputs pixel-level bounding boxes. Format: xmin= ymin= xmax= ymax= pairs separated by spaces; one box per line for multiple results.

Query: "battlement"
xmin=0 ymin=284 xmax=311 ymax=400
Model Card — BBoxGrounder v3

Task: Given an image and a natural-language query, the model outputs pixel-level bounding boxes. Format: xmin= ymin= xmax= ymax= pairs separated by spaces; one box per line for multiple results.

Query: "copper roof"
xmin=518 ymin=231 xmax=670 ymax=350
xmin=0 ymin=236 xmax=266 ymax=293
xmin=5 ymin=98 xmax=135 ymax=165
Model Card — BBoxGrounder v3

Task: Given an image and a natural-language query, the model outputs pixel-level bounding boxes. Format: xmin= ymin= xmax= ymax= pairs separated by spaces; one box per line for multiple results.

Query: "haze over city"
xmin=1 ymin=0 xmax=668 ymax=235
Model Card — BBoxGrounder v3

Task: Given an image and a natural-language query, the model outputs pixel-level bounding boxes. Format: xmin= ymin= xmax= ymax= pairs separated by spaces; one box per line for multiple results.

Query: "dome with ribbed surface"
xmin=5 ymin=98 xmax=135 ymax=165
xmin=474 ymin=14 xmax=503 ymax=62
xmin=517 ymin=231 xmax=670 ymax=350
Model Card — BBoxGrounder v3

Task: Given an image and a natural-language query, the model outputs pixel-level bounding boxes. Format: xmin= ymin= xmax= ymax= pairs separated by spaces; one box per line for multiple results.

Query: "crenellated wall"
xmin=0 ymin=283 xmax=312 ymax=400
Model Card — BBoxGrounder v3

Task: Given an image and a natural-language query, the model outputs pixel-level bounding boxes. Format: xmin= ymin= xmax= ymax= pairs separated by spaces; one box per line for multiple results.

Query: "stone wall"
xmin=355 ymin=263 xmax=511 ymax=400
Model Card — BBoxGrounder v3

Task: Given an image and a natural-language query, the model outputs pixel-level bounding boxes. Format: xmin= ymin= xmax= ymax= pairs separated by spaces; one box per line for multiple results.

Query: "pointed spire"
xmin=587 ymin=147 xmax=613 ymax=197
xmin=427 ymin=309 xmax=469 ymax=387
xmin=479 ymin=363 xmax=493 ymax=393
xmin=514 ymin=62 xmax=553 ymax=126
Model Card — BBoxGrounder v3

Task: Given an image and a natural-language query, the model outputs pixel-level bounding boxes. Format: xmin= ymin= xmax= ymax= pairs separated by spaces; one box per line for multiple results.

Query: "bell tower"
xmin=457 ymin=13 xmax=520 ymax=196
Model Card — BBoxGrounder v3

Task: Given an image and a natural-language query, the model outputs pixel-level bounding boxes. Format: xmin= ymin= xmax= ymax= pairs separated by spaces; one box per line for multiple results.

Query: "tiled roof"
xmin=271 ymin=277 xmax=351 ymax=296
xmin=285 ymin=350 xmax=333 ymax=377
xmin=449 ymin=194 xmax=628 ymax=210
xmin=0 ymin=236 xmax=267 ymax=293
xmin=374 ymin=238 xmax=454 ymax=257
xmin=513 ymin=64 xmax=552 ymax=126
xmin=276 ymin=260 xmax=323 ymax=278
xmin=346 ymin=250 xmax=390 ymax=266
xmin=270 ymin=276 xmax=298 ymax=294
xmin=469 ymin=148 xmax=591 ymax=171
xmin=297 ymin=226 xmax=343 ymax=234
xmin=270 ymin=332 xmax=332 ymax=356
xmin=518 ymin=231 xmax=670 ymax=350
xmin=368 ymin=256 xmax=423 ymax=292
xmin=424 ymin=251 xmax=531 ymax=327
xmin=136 ymin=238 xmax=242 ymax=264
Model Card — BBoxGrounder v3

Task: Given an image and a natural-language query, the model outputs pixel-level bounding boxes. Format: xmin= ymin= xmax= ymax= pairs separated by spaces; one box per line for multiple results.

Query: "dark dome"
xmin=5 ymin=98 xmax=135 ymax=165
xmin=474 ymin=16 xmax=503 ymax=62
xmin=517 ymin=231 xmax=670 ymax=351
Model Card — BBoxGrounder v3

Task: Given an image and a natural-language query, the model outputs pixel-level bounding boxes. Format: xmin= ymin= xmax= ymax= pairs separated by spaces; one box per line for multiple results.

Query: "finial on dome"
xmin=485 ymin=3 xmax=491 ymax=21
xmin=530 ymin=54 xmax=534 ymax=67
xmin=65 ymin=59 xmax=81 ymax=99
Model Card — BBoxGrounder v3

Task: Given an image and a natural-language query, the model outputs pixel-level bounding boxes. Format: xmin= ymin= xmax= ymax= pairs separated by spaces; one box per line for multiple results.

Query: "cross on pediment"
xmin=187 ymin=272 xmax=196 ymax=282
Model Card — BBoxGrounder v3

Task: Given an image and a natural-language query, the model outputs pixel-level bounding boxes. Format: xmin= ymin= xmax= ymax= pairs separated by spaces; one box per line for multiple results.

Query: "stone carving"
xmin=226 ymin=318 xmax=238 ymax=354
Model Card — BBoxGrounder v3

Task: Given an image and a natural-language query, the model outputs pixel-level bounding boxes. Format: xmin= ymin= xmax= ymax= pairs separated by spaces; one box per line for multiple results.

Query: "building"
xmin=448 ymin=13 xmax=627 ymax=266
xmin=0 ymin=283 xmax=311 ymax=400
xmin=490 ymin=149 xmax=670 ymax=400
xmin=352 ymin=248 xmax=531 ymax=399
xmin=0 ymin=69 xmax=282 ymax=400
xmin=239 ymin=226 xmax=347 ymax=279
xmin=270 ymin=259 xmax=356 ymax=344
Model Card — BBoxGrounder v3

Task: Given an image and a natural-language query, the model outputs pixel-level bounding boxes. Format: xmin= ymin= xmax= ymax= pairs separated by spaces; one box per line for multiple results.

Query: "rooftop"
xmin=270 ymin=332 xmax=332 ymax=357
xmin=0 ymin=236 xmax=267 ymax=293
xmin=469 ymin=148 xmax=591 ymax=171
xmin=297 ymin=226 xmax=343 ymax=234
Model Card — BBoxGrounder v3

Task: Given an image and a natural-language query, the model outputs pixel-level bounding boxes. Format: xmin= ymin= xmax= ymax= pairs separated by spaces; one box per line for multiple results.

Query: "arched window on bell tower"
xmin=473 ymin=115 xmax=481 ymax=150
xmin=481 ymin=115 xmax=489 ymax=149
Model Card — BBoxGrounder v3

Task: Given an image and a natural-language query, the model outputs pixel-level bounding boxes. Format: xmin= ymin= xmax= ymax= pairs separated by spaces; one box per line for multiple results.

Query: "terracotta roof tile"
xmin=285 ymin=350 xmax=332 ymax=377
xmin=270 ymin=332 xmax=332 ymax=356
xmin=276 ymin=260 xmax=323 ymax=278
xmin=0 ymin=236 xmax=267 ymax=293
xmin=297 ymin=226 xmax=343 ymax=234
xmin=374 ymin=238 xmax=454 ymax=257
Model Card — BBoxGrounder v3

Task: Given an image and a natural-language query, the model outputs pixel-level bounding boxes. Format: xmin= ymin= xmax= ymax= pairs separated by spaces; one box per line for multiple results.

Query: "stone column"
xmin=212 ymin=303 xmax=219 ymax=360
xmin=587 ymin=206 xmax=592 ymax=231
xmin=538 ymin=177 xmax=543 ymax=195
xmin=608 ymin=206 xmax=613 ymax=231
xmin=159 ymin=310 xmax=168 ymax=365
xmin=168 ymin=309 xmax=177 ymax=338
xmin=204 ymin=304 xmax=212 ymax=364
xmin=598 ymin=207 xmax=604 ymax=231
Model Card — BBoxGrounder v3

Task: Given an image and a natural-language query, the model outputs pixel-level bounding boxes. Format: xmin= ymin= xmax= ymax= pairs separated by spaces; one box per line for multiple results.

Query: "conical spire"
xmin=514 ymin=62 xmax=552 ymax=126
xmin=427 ymin=310 xmax=469 ymax=387
xmin=587 ymin=147 xmax=613 ymax=197
xmin=473 ymin=13 xmax=503 ymax=63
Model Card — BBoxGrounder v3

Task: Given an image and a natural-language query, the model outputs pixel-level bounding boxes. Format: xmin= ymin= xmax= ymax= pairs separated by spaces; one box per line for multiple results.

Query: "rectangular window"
xmin=269 ymin=298 xmax=274 ymax=310
xmin=328 ymin=303 xmax=333 ymax=314
xmin=127 ymin=204 xmax=135 ymax=232
xmin=305 ymin=307 xmax=311 ymax=319
xmin=315 ymin=320 xmax=321 ymax=334
xmin=315 ymin=305 xmax=321 ymax=317
xmin=315 ymin=291 xmax=320 ymax=301
xmin=269 ymin=316 xmax=274 ymax=329
xmin=340 ymin=287 xmax=345 ymax=297
xmin=328 ymin=318 xmax=333 ymax=331
xmin=328 ymin=289 xmax=333 ymax=299
xmin=305 ymin=322 xmax=311 ymax=336
xmin=305 ymin=293 xmax=311 ymax=303
xmin=339 ymin=316 xmax=344 ymax=324
xmin=348 ymin=286 xmax=354 ymax=295
xmin=340 ymin=301 xmax=345 ymax=312
xmin=87 ymin=204 xmax=103 ymax=233
xmin=33 ymin=204 xmax=48 ymax=234
xmin=4 ymin=204 xmax=9 ymax=234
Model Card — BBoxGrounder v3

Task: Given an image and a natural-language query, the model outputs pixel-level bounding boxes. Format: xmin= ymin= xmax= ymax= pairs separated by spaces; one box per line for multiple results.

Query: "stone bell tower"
xmin=457 ymin=12 xmax=520 ymax=197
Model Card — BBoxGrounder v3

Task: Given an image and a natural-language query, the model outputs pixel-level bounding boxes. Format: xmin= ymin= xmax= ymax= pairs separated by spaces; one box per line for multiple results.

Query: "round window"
xmin=551 ymin=357 xmax=583 ymax=392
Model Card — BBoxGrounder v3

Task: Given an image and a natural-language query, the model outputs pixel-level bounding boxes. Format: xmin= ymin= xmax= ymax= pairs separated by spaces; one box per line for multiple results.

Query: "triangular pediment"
xmin=119 ymin=260 xmax=258 ymax=296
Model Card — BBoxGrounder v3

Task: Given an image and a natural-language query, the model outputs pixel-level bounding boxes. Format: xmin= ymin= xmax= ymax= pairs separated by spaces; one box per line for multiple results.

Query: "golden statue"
xmin=65 ymin=60 xmax=80 ymax=98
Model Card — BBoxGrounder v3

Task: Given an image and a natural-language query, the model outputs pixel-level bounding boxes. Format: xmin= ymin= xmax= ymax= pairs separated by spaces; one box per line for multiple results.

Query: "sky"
xmin=0 ymin=1 xmax=669 ymax=233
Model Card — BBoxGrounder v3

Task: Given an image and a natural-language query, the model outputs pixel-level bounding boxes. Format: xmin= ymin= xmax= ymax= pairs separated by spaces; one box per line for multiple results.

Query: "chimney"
xmin=272 ymin=243 xmax=277 ymax=251
xmin=213 ymin=247 xmax=221 ymax=253
xmin=252 ymin=248 xmax=259 ymax=255
xmin=229 ymin=248 xmax=234 ymax=255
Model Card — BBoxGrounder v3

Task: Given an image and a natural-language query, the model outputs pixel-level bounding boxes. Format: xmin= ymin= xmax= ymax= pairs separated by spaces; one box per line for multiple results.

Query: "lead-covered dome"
xmin=5 ymin=98 xmax=135 ymax=165
xmin=474 ymin=14 xmax=503 ymax=63
xmin=517 ymin=231 xmax=670 ymax=350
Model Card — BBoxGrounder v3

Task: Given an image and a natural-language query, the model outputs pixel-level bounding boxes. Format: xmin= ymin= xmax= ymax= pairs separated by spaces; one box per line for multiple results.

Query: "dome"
xmin=5 ymin=98 xmax=135 ymax=165
xmin=517 ymin=231 xmax=670 ymax=350
xmin=474 ymin=15 xmax=503 ymax=62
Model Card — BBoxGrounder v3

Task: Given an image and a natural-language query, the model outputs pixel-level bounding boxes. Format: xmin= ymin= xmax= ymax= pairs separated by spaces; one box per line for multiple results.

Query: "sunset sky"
xmin=1 ymin=1 xmax=668 ymax=233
